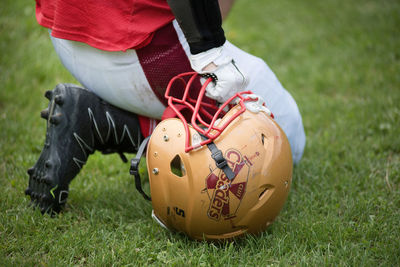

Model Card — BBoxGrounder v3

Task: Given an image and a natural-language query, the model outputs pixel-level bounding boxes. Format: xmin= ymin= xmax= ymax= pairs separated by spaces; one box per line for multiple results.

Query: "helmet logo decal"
xmin=204 ymin=148 xmax=251 ymax=221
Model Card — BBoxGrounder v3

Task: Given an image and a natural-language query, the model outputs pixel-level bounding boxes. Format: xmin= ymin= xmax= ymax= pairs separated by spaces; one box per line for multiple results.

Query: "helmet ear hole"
xmin=259 ymin=188 xmax=268 ymax=200
xmin=170 ymin=155 xmax=186 ymax=177
xmin=259 ymin=185 xmax=273 ymax=200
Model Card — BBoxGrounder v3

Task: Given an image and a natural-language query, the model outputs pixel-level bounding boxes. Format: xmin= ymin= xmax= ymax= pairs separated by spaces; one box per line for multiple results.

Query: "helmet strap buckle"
xmin=205 ymin=139 xmax=236 ymax=181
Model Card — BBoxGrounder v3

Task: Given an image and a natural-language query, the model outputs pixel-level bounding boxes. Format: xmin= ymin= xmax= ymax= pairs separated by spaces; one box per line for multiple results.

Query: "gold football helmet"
xmin=146 ymin=73 xmax=293 ymax=240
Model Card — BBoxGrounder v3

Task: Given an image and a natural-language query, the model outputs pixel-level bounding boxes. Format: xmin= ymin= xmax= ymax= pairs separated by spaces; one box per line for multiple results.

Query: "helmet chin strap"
xmin=130 ymin=136 xmax=152 ymax=201
xmin=200 ymin=134 xmax=236 ymax=181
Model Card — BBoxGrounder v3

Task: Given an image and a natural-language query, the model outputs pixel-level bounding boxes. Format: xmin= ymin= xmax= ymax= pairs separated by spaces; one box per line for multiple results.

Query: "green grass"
xmin=1 ymin=0 xmax=399 ymax=265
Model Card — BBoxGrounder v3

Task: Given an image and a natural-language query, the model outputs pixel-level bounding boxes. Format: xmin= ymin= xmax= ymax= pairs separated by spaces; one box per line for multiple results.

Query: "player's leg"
xmin=49 ymin=34 xmax=166 ymax=119
xmin=25 ymin=84 xmax=143 ymax=214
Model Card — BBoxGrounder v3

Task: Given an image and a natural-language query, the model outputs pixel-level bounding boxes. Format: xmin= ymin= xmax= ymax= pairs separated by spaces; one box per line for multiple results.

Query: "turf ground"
xmin=1 ymin=0 xmax=399 ymax=265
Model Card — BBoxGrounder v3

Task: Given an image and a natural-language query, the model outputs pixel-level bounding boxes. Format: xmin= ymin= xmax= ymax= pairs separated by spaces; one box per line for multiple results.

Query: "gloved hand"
xmin=189 ymin=45 xmax=248 ymax=103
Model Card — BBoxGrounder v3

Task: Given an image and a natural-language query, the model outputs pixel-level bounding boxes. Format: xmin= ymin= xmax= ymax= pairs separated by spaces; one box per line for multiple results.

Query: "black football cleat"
xmin=25 ymin=84 xmax=142 ymax=214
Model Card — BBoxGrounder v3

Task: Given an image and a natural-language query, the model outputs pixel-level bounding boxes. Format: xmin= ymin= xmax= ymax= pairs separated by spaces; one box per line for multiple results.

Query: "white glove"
xmin=190 ymin=45 xmax=248 ymax=103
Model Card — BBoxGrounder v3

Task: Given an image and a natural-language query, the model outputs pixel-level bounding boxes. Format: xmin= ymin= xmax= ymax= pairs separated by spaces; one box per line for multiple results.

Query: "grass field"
xmin=1 ymin=0 xmax=399 ymax=265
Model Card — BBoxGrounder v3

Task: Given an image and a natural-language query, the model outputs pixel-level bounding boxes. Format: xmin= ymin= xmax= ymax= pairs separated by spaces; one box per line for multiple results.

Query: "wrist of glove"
xmin=190 ymin=46 xmax=248 ymax=103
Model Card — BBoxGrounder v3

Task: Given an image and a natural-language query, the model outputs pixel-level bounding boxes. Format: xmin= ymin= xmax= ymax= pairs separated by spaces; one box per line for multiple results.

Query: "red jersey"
xmin=35 ymin=0 xmax=175 ymax=51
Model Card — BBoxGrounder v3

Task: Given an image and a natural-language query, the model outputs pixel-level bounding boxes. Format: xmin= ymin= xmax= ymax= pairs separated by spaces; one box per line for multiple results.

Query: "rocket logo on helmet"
xmin=204 ymin=148 xmax=250 ymax=221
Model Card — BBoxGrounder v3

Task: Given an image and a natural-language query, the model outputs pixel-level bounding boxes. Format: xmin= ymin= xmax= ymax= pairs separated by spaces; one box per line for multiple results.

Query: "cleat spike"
xmin=27 ymin=167 xmax=34 ymax=175
xmin=49 ymin=114 xmax=61 ymax=125
xmin=40 ymin=109 xmax=49 ymax=120
xmin=54 ymin=95 xmax=64 ymax=105
xmin=43 ymin=176 xmax=52 ymax=185
xmin=25 ymin=188 xmax=31 ymax=196
xmin=45 ymin=160 xmax=52 ymax=168
xmin=45 ymin=90 xmax=53 ymax=100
